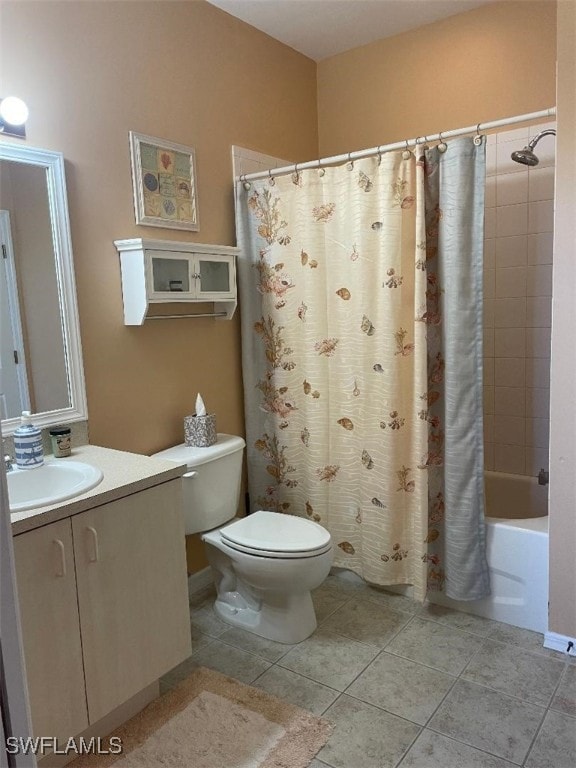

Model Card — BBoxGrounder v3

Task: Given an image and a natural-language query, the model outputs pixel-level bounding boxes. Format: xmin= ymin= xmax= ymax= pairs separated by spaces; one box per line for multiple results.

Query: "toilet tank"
xmin=153 ymin=434 xmax=245 ymax=535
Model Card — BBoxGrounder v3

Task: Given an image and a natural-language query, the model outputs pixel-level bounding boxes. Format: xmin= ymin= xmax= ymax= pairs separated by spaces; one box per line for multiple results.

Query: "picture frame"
xmin=129 ymin=131 xmax=199 ymax=231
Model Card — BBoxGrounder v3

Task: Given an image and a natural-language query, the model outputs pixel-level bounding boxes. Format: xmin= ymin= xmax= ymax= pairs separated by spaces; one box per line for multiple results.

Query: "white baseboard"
xmin=544 ymin=630 xmax=576 ymax=657
xmin=187 ymin=566 xmax=213 ymax=598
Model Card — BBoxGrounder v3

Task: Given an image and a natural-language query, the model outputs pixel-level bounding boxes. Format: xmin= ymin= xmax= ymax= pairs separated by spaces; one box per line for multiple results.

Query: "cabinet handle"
xmin=182 ymin=471 xmax=198 ymax=480
xmin=191 ymin=273 xmax=201 ymax=280
xmin=86 ymin=526 xmax=99 ymax=563
xmin=53 ymin=539 xmax=66 ymax=577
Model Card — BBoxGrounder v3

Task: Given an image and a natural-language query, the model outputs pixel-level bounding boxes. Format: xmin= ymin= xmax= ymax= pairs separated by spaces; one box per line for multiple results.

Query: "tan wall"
xmin=549 ymin=0 xmax=576 ymax=638
xmin=0 ymin=0 xmax=318 ymax=574
xmin=317 ymin=1 xmax=557 ymax=156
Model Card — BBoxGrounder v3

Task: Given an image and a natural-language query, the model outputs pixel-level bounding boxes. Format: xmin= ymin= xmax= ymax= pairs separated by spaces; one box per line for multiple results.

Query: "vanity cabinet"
xmin=115 ymin=238 xmax=238 ymax=324
xmin=13 ymin=479 xmax=191 ymax=738
xmin=13 ymin=518 xmax=89 ymax=742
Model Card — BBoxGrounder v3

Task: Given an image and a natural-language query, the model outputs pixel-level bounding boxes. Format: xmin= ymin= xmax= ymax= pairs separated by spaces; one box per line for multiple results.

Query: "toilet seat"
xmin=219 ymin=510 xmax=332 ymax=559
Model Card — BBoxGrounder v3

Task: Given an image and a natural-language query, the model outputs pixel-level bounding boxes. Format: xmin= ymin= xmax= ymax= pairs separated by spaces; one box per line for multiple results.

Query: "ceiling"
xmin=206 ymin=0 xmax=497 ymax=61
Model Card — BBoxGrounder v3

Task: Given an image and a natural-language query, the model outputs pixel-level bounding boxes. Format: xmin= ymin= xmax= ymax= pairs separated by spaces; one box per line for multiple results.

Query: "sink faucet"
xmin=2 ymin=439 xmax=14 ymax=471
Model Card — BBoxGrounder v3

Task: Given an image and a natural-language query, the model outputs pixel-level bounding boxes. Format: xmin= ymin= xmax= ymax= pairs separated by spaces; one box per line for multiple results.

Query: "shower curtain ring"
xmin=347 ymin=152 xmax=354 ymax=170
xmin=437 ymin=131 xmax=448 ymax=154
xmin=241 ymin=174 xmax=252 ymax=190
xmin=474 ymin=123 xmax=483 ymax=146
xmin=317 ymin=159 xmax=325 ymax=177
xmin=268 ymin=169 xmax=275 ymax=186
xmin=402 ymin=139 xmax=412 ymax=160
xmin=414 ymin=136 xmax=426 ymax=157
xmin=377 ymin=146 xmax=383 ymax=165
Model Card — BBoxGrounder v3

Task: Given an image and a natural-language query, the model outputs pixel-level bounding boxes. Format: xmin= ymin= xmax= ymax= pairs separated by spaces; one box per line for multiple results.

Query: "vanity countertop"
xmin=10 ymin=444 xmax=186 ymax=535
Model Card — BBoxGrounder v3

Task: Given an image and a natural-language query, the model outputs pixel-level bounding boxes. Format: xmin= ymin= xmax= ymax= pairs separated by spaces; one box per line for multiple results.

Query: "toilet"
xmin=153 ymin=434 xmax=334 ymax=644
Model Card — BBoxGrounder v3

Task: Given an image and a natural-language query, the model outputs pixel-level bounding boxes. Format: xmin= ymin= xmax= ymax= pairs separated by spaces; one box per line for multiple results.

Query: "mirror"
xmin=0 ymin=142 xmax=87 ymax=435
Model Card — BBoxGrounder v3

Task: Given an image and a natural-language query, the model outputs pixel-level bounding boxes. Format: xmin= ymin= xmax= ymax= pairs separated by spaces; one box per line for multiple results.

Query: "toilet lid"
xmin=221 ymin=510 xmax=331 ymax=555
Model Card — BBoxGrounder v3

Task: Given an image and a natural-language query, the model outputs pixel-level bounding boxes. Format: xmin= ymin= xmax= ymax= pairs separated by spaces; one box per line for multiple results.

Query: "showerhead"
xmin=511 ymin=128 xmax=556 ymax=167
xmin=511 ymin=146 xmax=540 ymax=166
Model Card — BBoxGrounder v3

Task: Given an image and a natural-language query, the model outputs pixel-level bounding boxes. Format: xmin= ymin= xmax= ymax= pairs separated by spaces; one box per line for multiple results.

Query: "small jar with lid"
xmin=49 ymin=426 xmax=72 ymax=458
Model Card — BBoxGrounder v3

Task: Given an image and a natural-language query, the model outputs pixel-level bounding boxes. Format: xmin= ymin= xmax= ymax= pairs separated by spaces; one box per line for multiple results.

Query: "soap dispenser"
xmin=13 ymin=411 xmax=44 ymax=469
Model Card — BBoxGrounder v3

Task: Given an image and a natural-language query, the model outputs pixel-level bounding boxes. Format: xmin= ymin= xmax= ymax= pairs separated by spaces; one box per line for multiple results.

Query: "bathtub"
xmin=428 ymin=471 xmax=549 ymax=633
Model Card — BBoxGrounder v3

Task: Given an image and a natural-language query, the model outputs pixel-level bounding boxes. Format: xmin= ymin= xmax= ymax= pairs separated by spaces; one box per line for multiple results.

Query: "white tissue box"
xmin=184 ymin=414 xmax=217 ymax=447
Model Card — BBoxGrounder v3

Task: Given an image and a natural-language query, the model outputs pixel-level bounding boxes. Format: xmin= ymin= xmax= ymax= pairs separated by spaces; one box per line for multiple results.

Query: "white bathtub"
xmin=429 ymin=471 xmax=549 ymax=633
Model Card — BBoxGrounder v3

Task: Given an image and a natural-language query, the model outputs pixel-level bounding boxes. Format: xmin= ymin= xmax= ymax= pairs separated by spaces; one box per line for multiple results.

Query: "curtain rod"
xmin=238 ymin=107 xmax=556 ymax=183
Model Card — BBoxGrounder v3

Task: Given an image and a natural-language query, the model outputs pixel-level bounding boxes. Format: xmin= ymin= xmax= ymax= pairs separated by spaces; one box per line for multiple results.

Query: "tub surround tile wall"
xmin=484 ymin=124 xmax=555 ymax=476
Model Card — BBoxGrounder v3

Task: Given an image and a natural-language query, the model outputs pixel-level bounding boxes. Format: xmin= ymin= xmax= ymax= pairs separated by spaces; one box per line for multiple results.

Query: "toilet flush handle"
xmin=183 ymin=471 xmax=198 ymax=480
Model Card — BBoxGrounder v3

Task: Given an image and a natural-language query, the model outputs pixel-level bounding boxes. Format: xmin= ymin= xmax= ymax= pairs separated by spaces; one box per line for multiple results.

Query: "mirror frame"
xmin=0 ymin=141 xmax=88 ymax=435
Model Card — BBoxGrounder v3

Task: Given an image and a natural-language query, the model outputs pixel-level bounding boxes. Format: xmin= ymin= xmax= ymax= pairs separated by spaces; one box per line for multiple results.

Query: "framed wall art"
xmin=129 ymin=131 xmax=199 ymax=231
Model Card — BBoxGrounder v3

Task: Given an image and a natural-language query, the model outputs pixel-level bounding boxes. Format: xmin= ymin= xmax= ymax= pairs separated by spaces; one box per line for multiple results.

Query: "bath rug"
xmin=68 ymin=666 xmax=331 ymax=768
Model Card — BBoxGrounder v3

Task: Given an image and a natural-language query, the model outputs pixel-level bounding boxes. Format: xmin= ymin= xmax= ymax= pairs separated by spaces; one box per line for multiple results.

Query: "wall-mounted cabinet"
xmin=115 ymin=238 xmax=238 ymax=324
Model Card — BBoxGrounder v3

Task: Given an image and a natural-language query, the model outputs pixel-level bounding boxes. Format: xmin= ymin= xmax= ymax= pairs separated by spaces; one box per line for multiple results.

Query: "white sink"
xmin=8 ymin=460 xmax=103 ymax=512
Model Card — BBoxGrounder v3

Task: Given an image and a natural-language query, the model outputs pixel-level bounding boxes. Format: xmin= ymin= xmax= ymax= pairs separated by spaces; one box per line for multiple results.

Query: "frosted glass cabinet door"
xmin=196 ymin=254 xmax=235 ymax=299
xmin=72 ymin=480 xmax=192 ymax=723
xmin=148 ymin=251 xmax=192 ymax=297
xmin=13 ymin=518 xmax=89 ymax=741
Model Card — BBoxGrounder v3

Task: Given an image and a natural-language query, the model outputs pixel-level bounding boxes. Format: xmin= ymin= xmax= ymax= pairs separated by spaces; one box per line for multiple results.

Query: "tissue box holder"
xmin=184 ymin=414 xmax=217 ymax=447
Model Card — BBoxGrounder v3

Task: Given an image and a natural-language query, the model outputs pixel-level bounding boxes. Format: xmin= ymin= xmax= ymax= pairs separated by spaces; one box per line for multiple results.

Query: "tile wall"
xmin=483 ymin=122 xmax=555 ymax=476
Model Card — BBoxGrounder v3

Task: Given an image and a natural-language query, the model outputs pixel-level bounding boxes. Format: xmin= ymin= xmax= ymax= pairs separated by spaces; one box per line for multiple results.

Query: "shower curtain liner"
xmin=236 ymin=138 xmax=490 ymax=601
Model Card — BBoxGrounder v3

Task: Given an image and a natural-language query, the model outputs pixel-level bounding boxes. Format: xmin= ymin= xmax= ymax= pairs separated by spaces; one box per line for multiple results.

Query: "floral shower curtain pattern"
xmin=236 ymin=138 xmax=489 ymax=601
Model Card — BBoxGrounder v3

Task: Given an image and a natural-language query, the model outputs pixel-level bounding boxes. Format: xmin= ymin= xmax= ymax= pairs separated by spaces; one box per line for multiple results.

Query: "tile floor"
xmin=161 ymin=570 xmax=576 ymax=768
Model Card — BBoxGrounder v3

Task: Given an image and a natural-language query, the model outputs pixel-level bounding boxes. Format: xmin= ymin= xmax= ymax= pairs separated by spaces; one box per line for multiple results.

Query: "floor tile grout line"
xmin=314 ymin=594 xmax=354 ymax=624
xmin=518 ymin=699 xmax=551 ymax=767
xmin=392 ymin=723 xmax=425 ymax=768
xmin=306 ymin=619 xmax=412 ymax=654
xmin=446 ymin=674 xmax=551 ymax=711
xmin=415 ymin=610 xmax=499 ymax=639
xmin=456 ymin=632 xmax=497 ymax=680
xmin=214 ymin=633 xmax=296 ymax=664
xmin=418 ymin=670 xmax=460 ymax=731
xmin=372 ymin=642 xmax=468 ymax=679
xmin=341 ymin=686 xmax=447 ymax=731
xmin=423 ymin=722 xmax=525 ymax=766
xmin=412 ymin=726 xmax=528 ymax=768
xmin=474 ymin=634 xmax=572 ymax=664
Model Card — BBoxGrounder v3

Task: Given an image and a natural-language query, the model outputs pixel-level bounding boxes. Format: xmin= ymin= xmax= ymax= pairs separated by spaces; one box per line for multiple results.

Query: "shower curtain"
xmin=236 ymin=138 xmax=490 ymax=601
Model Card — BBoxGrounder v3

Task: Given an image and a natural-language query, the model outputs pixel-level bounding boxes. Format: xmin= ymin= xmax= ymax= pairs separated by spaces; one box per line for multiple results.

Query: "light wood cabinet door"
xmin=72 ymin=480 xmax=191 ymax=723
xmin=13 ymin=518 xmax=89 ymax=740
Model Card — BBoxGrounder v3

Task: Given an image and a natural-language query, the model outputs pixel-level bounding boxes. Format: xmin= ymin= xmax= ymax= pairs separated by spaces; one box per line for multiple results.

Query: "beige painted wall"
xmin=317 ymin=1 xmax=557 ymax=156
xmin=0 ymin=0 xmax=317 ymax=452
xmin=0 ymin=0 xmax=318 ymax=574
xmin=549 ymin=0 xmax=576 ymax=639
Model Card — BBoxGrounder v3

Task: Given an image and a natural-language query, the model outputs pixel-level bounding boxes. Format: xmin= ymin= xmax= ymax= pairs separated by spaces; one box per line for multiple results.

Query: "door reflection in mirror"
xmin=0 ymin=160 xmax=69 ymax=420
xmin=0 ymin=210 xmax=30 ymax=418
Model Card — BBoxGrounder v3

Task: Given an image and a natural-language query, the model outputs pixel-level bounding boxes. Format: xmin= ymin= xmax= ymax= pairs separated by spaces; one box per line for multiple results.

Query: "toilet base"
xmin=213 ymin=588 xmax=317 ymax=644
